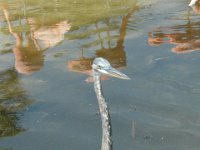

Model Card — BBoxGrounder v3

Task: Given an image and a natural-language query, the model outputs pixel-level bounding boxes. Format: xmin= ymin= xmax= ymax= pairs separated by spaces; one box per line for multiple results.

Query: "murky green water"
xmin=1 ymin=0 xmax=200 ymax=149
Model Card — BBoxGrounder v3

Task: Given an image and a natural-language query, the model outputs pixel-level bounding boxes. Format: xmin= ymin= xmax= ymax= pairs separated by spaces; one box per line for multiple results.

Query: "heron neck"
xmin=93 ymin=71 xmax=112 ymax=150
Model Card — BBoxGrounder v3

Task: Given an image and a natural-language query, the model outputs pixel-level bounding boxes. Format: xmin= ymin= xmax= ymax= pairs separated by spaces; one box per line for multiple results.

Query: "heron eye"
xmin=98 ymin=65 xmax=101 ymax=68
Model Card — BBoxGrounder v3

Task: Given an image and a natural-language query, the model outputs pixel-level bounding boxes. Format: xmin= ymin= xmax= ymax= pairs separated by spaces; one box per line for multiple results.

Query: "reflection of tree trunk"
xmin=2 ymin=7 xmax=41 ymax=50
xmin=2 ymin=7 xmax=44 ymax=74
xmin=2 ymin=8 xmax=20 ymax=45
xmin=95 ymin=7 xmax=138 ymax=68
xmin=103 ymin=19 xmax=112 ymax=49
xmin=95 ymin=23 xmax=104 ymax=49
xmin=117 ymin=8 xmax=137 ymax=48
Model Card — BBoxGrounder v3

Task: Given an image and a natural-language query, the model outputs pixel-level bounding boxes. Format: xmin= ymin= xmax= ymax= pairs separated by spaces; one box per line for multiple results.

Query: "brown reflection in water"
xmin=28 ymin=19 xmax=71 ymax=49
xmin=1 ymin=6 xmax=71 ymax=75
xmin=68 ymin=8 xmax=136 ymax=81
xmin=148 ymin=11 xmax=200 ymax=54
xmin=0 ymin=68 xmax=32 ymax=137
xmin=68 ymin=55 xmax=110 ymax=82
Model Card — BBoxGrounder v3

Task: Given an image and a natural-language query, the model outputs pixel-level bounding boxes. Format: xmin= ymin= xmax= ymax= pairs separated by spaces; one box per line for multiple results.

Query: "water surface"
xmin=1 ymin=0 xmax=200 ymax=150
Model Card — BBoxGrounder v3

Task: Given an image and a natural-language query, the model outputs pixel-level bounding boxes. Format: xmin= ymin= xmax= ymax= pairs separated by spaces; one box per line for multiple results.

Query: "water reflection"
xmin=148 ymin=11 xmax=200 ymax=53
xmin=0 ymin=69 xmax=32 ymax=137
xmin=0 ymin=0 xmax=138 ymax=148
xmin=68 ymin=8 xmax=137 ymax=82
xmin=29 ymin=20 xmax=71 ymax=49
xmin=1 ymin=5 xmax=70 ymax=74
xmin=67 ymin=6 xmax=137 ymax=149
xmin=0 ymin=0 xmax=137 ymax=74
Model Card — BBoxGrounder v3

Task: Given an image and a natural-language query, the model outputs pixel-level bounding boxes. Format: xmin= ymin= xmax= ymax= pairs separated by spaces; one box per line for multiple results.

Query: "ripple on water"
xmin=137 ymin=111 xmax=181 ymax=128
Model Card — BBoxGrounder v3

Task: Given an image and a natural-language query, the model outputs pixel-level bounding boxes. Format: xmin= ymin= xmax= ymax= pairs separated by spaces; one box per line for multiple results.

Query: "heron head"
xmin=92 ymin=57 xmax=130 ymax=80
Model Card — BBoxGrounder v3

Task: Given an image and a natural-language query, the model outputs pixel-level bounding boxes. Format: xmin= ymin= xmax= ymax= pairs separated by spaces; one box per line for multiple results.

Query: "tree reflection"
xmin=67 ymin=5 xmax=137 ymax=149
xmin=67 ymin=7 xmax=138 ymax=82
xmin=148 ymin=10 xmax=200 ymax=53
xmin=0 ymin=0 xmax=138 ymax=144
xmin=1 ymin=0 xmax=137 ymax=75
xmin=1 ymin=3 xmax=71 ymax=75
xmin=0 ymin=69 xmax=32 ymax=137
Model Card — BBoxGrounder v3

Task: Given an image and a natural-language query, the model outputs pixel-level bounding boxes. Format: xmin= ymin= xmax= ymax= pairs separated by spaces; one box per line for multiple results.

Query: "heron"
xmin=92 ymin=57 xmax=130 ymax=150
xmin=189 ymin=0 xmax=199 ymax=6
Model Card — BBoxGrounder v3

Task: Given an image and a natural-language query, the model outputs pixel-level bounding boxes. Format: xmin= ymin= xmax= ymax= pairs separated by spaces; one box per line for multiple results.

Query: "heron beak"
xmin=104 ymin=67 xmax=130 ymax=80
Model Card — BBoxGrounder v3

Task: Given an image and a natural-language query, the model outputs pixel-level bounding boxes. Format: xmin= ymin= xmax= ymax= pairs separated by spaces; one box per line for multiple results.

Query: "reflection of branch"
xmin=95 ymin=23 xmax=104 ymax=49
xmin=30 ymin=31 xmax=42 ymax=51
xmin=2 ymin=8 xmax=12 ymax=33
xmin=105 ymin=19 xmax=111 ymax=49
xmin=68 ymin=5 xmax=138 ymax=81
